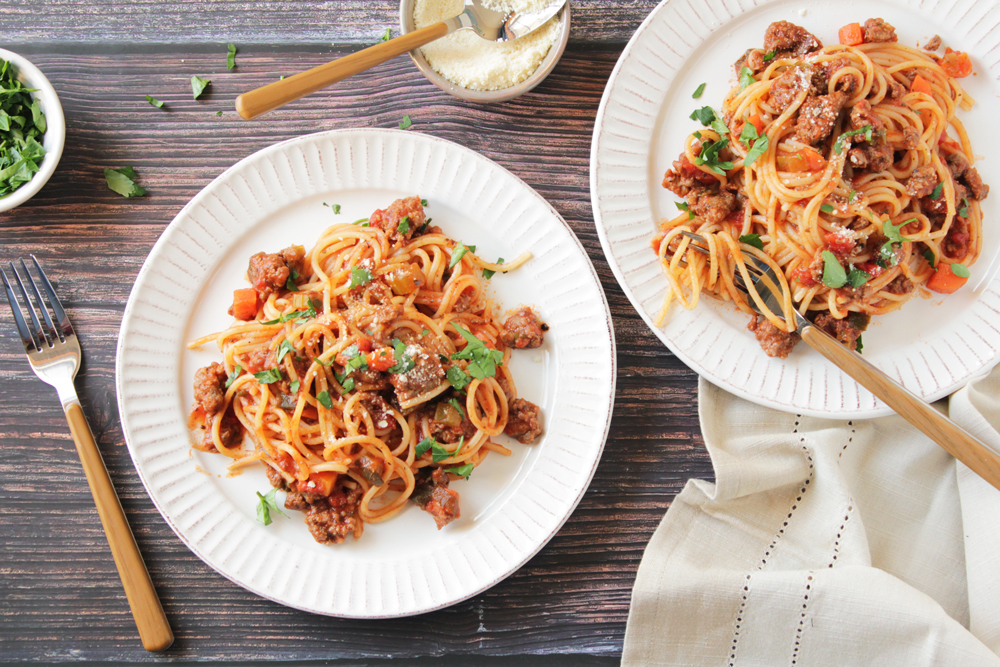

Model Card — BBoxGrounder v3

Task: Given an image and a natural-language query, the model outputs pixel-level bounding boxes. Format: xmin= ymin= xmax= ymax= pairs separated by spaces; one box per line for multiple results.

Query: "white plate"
xmin=116 ymin=129 xmax=615 ymax=618
xmin=591 ymin=0 xmax=1000 ymax=418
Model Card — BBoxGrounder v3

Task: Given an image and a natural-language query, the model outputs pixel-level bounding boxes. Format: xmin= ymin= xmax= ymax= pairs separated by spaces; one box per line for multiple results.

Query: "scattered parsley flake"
xmin=225 ymin=365 xmax=242 ymax=389
xmin=951 ymin=263 xmax=971 ymax=278
xmin=349 ymin=266 xmax=373 ymax=289
xmin=449 ymin=241 xmax=471 ymax=269
xmin=856 ymin=335 xmax=864 ymax=354
xmin=692 ymin=137 xmax=734 ymax=175
xmin=833 ymin=124 xmax=872 ymax=155
xmin=444 ymin=464 xmax=473 ymax=479
xmin=191 ymin=75 xmax=211 ymax=100
xmin=675 ymin=201 xmax=695 ymax=220
xmin=692 ymin=82 xmax=706 ymax=98
xmin=739 ymin=233 xmax=764 ymax=250
xmin=744 ymin=133 xmax=769 ymax=166
xmin=387 ymin=338 xmax=415 ymax=374
xmin=420 ymin=198 xmax=428 ymax=206
xmin=923 ymin=249 xmax=937 ymax=267
xmin=930 ymin=182 xmax=944 ymax=200
xmin=352 ymin=217 xmax=369 ymax=225
xmin=846 ymin=268 xmax=871 ymax=288
xmin=104 ymin=167 xmax=146 ymax=198
xmin=227 ymin=43 xmax=237 ymax=70
xmin=448 ymin=397 xmax=466 ymax=421
xmin=399 ymin=115 xmax=412 ymax=130
xmin=959 ymin=197 xmax=969 ymax=218
xmin=145 ymin=95 xmax=165 ymax=108
xmin=450 ymin=324 xmax=503 ymax=380
xmin=397 ymin=215 xmax=410 ymax=233
xmin=216 ymin=110 xmax=223 ymax=116
xmin=253 ymin=368 xmax=283 ymax=384
xmin=446 ymin=365 xmax=472 ymax=391
xmin=821 ymin=250 xmax=848 ymax=288
xmin=256 ymin=489 xmax=287 ymax=526
xmin=739 ymin=66 xmax=756 ymax=90
xmin=317 ymin=390 xmax=334 ymax=409
xmin=380 ymin=28 xmax=392 ymax=42
xmin=276 ymin=339 xmax=295 ymax=364
xmin=482 ymin=257 xmax=504 ymax=279
xmin=415 ymin=437 xmax=435 ymax=457
xmin=290 ymin=380 xmax=300 ymax=394
xmin=762 ymin=49 xmax=777 ymax=61
xmin=820 ymin=204 xmax=834 ymax=214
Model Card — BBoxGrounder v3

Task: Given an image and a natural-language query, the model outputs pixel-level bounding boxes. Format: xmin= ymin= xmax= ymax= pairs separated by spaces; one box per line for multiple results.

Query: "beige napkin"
xmin=622 ymin=365 xmax=1000 ymax=666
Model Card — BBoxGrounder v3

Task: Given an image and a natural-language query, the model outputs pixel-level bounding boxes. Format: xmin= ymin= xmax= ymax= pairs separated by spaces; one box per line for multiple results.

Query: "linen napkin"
xmin=622 ymin=364 xmax=1000 ymax=666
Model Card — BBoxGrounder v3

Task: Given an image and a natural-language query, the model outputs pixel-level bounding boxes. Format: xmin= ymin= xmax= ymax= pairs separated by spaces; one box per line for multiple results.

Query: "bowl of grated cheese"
xmin=401 ymin=0 xmax=570 ymax=103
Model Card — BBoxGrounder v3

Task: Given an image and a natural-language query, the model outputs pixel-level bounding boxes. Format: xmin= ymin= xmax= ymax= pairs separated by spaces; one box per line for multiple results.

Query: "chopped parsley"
xmin=762 ymin=49 xmax=777 ymax=61
xmin=324 ymin=202 xmax=342 ymax=214
xmin=285 ymin=267 xmax=300 ymax=291
xmin=0 ymin=60 xmax=47 ymax=198
xmin=820 ymin=204 xmax=835 ymax=214
xmin=693 ymin=137 xmax=734 ymax=175
xmin=415 ymin=437 xmax=435 ymax=457
xmin=253 ymin=368 xmax=283 ymax=384
xmin=449 ymin=241 xmax=473 ymax=269
xmin=482 ymin=257 xmax=504 ymax=279
xmin=276 ymin=339 xmax=295 ymax=364
xmin=739 ymin=233 xmax=764 ymax=251
xmin=397 ymin=215 xmax=410 ymax=233
xmin=290 ymin=379 xmax=300 ymax=393
xmin=930 ymin=181 xmax=944 ymax=200
xmin=227 ymin=44 xmax=237 ymax=70
xmin=848 ymin=189 xmax=858 ymax=202
xmin=260 ymin=303 xmax=317 ymax=325
xmin=833 ymin=124 xmax=873 ymax=155
xmin=444 ymin=464 xmax=473 ymax=479
xmin=225 ymin=365 xmax=242 ymax=389
xmin=191 ymin=75 xmax=211 ymax=100
xmin=690 ymin=106 xmax=730 ymax=137
xmin=821 ymin=250 xmax=848 ymax=288
xmin=399 ymin=115 xmax=412 ymax=130
xmin=431 ymin=438 xmax=459 ymax=463
xmin=145 ymin=95 xmax=165 ymax=108
xmin=675 ymin=201 xmax=695 ymax=220
xmin=380 ymin=28 xmax=392 ymax=42
xmin=959 ymin=197 xmax=969 ymax=218
xmin=737 ymin=119 xmax=769 ymax=166
xmin=447 ymin=397 xmax=466 ymax=421
xmin=104 ymin=166 xmax=146 ymax=198
xmin=352 ymin=217 xmax=369 ymax=225
xmin=421 ymin=198 xmax=428 ymax=206
xmin=387 ymin=338 xmax=415 ymax=374
xmin=340 ymin=377 xmax=355 ymax=393
xmin=317 ymin=390 xmax=334 ymax=409
xmin=846 ymin=268 xmax=871 ymax=288
xmin=923 ymin=248 xmax=937 ymax=268
xmin=856 ymin=335 xmax=864 ymax=354
xmin=877 ymin=219 xmax=914 ymax=266
xmin=451 ymin=324 xmax=503 ymax=380
xmin=446 ymin=365 xmax=472 ymax=391
xmin=421 ymin=328 xmax=430 ymax=336
xmin=692 ymin=82 xmax=706 ymax=99
xmin=951 ymin=263 xmax=971 ymax=278
xmin=348 ymin=266 xmax=373 ymax=288
xmin=255 ymin=489 xmax=287 ymax=526
xmin=216 ymin=110 xmax=223 ymax=116
xmin=739 ymin=66 xmax=756 ymax=90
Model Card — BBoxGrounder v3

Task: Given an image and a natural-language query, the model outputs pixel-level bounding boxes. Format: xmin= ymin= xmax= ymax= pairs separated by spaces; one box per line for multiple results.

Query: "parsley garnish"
xmin=348 ymin=266 xmax=373 ymax=289
xmin=191 ymin=75 xmax=211 ymax=100
xmin=227 ymin=43 xmax=237 ymax=70
xmin=821 ymin=251 xmax=848 ymax=288
xmin=739 ymin=233 xmax=764 ymax=250
xmin=341 ymin=377 xmax=355 ymax=393
xmin=397 ymin=215 xmax=410 ymax=233
xmin=104 ymin=166 xmax=146 ymax=198
xmin=930 ymin=182 xmax=944 ymax=200
xmin=399 ymin=115 xmax=412 ymax=130
xmin=444 ymin=464 xmax=473 ymax=479
xmin=276 ymin=339 xmax=295 ymax=364
xmin=675 ymin=201 xmax=695 ymax=220
xmin=431 ymin=439 xmax=457 ymax=463
xmin=285 ymin=267 xmax=299 ymax=292
xmin=482 ymin=257 xmax=504 ymax=279
xmin=848 ymin=189 xmax=858 ymax=202
xmin=260 ymin=303 xmax=317 ymax=325
xmin=923 ymin=249 xmax=937 ymax=267
xmin=0 ymin=61 xmax=47 ymax=198
xmin=739 ymin=66 xmax=756 ymax=90
xmin=959 ymin=197 xmax=969 ymax=218
xmin=690 ymin=106 xmax=729 ymax=137
xmin=450 ymin=241 xmax=472 ymax=269
xmin=387 ymin=338 xmax=415 ymax=374
xmin=317 ymin=390 xmax=334 ymax=409
xmin=446 ymin=365 xmax=472 ymax=391
xmin=820 ymin=204 xmax=834 ymax=214
xmin=951 ymin=263 xmax=971 ymax=278
xmin=448 ymin=397 xmax=466 ymax=421
xmin=352 ymin=217 xmax=369 ymax=225
xmin=737 ymin=120 xmax=769 ymax=166
xmin=253 ymin=368 xmax=283 ymax=384
xmin=145 ymin=95 xmax=165 ymax=108
xmin=846 ymin=268 xmax=871 ymax=288
xmin=255 ymin=489 xmax=287 ymax=526
xmin=856 ymin=335 xmax=864 ymax=354
xmin=833 ymin=125 xmax=873 ymax=155
xmin=693 ymin=137 xmax=734 ymax=175
xmin=451 ymin=324 xmax=503 ymax=380
xmin=225 ymin=365 xmax=242 ymax=389
xmin=324 ymin=202 xmax=342 ymax=214
xmin=380 ymin=28 xmax=392 ymax=42
xmin=415 ymin=437 xmax=435 ymax=457
xmin=692 ymin=82 xmax=706 ymax=99
xmin=762 ymin=49 xmax=777 ymax=61
xmin=421 ymin=198 xmax=428 ymax=206
xmin=290 ymin=380 xmax=300 ymax=393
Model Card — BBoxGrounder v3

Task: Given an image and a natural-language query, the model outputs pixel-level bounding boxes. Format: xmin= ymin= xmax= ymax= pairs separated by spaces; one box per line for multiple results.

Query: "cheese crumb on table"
xmin=413 ymin=0 xmax=562 ymax=92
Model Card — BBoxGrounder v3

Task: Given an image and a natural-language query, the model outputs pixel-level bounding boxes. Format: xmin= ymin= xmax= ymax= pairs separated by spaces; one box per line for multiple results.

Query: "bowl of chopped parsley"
xmin=0 ymin=49 xmax=66 ymax=213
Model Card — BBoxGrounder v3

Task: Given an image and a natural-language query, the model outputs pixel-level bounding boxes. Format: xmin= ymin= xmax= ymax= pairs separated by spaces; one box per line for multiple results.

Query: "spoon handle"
xmin=801 ymin=325 xmax=1000 ymax=491
xmin=236 ymin=22 xmax=450 ymax=119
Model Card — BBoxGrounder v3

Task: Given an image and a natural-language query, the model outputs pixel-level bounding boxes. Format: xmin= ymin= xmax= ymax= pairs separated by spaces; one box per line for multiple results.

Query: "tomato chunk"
xmin=230 ymin=288 xmax=259 ymax=321
xmin=927 ymin=264 xmax=969 ymax=293
xmin=940 ymin=48 xmax=972 ymax=78
xmin=367 ymin=347 xmax=395 ymax=372
xmin=839 ymin=23 xmax=865 ymax=46
xmin=792 ymin=266 xmax=817 ymax=287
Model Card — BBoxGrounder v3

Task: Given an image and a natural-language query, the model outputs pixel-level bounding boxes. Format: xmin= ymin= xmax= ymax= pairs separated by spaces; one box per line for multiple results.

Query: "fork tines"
xmin=1 ymin=257 xmax=73 ymax=353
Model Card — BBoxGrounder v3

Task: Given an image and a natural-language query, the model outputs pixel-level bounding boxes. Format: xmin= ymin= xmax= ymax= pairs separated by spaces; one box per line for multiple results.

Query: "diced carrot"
xmin=777 ymin=149 xmax=826 ymax=172
xmin=230 ymin=288 xmax=259 ymax=321
xmin=911 ymin=74 xmax=933 ymax=95
xmin=367 ymin=348 xmax=395 ymax=372
xmin=300 ymin=471 xmax=336 ymax=496
xmin=940 ymin=48 xmax=972 ymax=78
xmin=748 ymin=114 xmax=764 ymax=135
xmin=356 ymin=337 xmax=373 ymax=353
xmin=839 ymin=23 xmax=865 ymax=46
xmin=927 ymin=264 xmax=969 ymax=293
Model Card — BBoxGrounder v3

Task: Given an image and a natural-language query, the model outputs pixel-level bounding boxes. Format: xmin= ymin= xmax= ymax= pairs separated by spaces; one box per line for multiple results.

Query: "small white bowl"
xmin=400 ymin=0 xmax=571 ymax=103
xmin=0 ymin=48 xmax=66 ymax=213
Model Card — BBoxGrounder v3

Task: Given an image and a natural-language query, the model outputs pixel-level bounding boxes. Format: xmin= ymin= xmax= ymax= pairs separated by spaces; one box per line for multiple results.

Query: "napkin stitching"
xmin=790 ymin=571 xmax=816 ymax=665
xmin=728 ymin=573 xmax=752 ymax=666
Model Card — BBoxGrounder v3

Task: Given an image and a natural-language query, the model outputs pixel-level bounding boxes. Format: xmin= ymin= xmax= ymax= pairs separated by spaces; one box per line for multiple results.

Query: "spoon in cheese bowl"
xmin=235 ymin=0 xmax=567 ymax=119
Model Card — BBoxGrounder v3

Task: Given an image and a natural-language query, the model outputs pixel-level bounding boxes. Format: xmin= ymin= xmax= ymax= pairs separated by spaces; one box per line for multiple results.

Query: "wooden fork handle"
xmin=801 ymin=326 xmax=1000 ymax=491
xmin=65 ymin=402 xmax=174 ymax=652
xmin=235 ymin=21 xmax=450 ymax=119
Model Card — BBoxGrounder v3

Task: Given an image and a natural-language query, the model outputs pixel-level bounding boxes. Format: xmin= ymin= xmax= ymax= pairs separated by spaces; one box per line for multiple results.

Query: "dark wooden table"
xmin=1 ymin=2 xmax=710 ymax=663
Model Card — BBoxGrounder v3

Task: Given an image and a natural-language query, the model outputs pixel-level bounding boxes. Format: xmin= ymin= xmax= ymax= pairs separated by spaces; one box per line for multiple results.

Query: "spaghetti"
xmin=652 ymin=18 xmax=989 ymax=357
xmin=188 ymin=196 xmax=547 ymax=544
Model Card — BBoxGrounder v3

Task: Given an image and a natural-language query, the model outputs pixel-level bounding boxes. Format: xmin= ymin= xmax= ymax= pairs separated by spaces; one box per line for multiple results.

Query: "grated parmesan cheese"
xmin=413 ymin=0 xmax=562 ymax=92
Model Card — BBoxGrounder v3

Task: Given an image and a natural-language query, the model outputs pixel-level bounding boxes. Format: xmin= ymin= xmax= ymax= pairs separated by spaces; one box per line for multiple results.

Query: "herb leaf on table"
xmin=104 ymin=166 xmax=146 ymax=197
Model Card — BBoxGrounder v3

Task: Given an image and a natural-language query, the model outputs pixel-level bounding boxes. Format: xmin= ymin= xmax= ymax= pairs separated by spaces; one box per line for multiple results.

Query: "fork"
xmin=680 ymin=231 xmax=1000 ymax=492
xmin=1 ymin=257 xmax=173 ymax=652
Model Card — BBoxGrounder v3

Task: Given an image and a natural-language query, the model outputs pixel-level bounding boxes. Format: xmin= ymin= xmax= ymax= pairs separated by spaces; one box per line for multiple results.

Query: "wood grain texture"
xmin=0 ymin=10 xmax=711 ymax=664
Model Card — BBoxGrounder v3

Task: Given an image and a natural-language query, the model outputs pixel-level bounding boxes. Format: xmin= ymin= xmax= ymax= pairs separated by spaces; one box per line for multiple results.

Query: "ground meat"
xmin=197 ymin=409 xmax=241 ymax=452
xmin=388 ymin=345 xmax=445 ymax=403
xmin=662 ymin=154 xmax=718 ymax=198
xmin=857 ymin=142 xmax=894 ymax=173
xmin=887 ymin=80 xmax=906 ymax=103
xmin=504 ymin=398 xmax=543 ymax=444
xmin=943 ymin=216 xmax=971 ymax=259
xmin=812 ymin=312 xmax=869 ymax=351
xmin=794 ymin=92 xmax=847 ymax=145
xmin=352 ymin=367 xmax=391 ymax=392
xmin=303 ymin=486 xmax=362 ymax=544
xmin=246 ymin=248 xmax=300 ymax=298
xmin=815 ymin=56 xmax=856 ymax=94
xmin=359 ymin=392 xmax=396 ymax=430
xmin=733 ymin=48 xmax=766 ymax=77
xmin=500 ymin=307 xmax=547 ymax=349
xmin=906 ymin=165 xmax=939 ymax=198
xmin=243 ymin=345 xmax=273 ymax=374
xmin=849 ymin=100 xmax=885 ymax=134
xmin=428 ymin=406 xmax=477 ymax=444
xmin=923 ymin=35 xmax=941 ymax=51
xmin=864 ymin=18 xmax=897 ymax=43
xmin=922 ymin=182 xmax=966 ymax=220
xmin=847 ymin=148 xmax=868 ymax=169
xmin=883 ymin=274 xmax=914 ymax=295
xmin=769 ymin=64 xmax=815 ymax=114
xmin=411 ymin=468 xmax=460 ymax=530
xmin=747 ymin=315 xmax=800 ymax=358
xmin=901 ymin=127 xmax=920 ymax=150
xmin=194 ymin=362 xmax=229 ymax=413
xmin=947 ymin=153 xmax=990 ymax=200
xmin=688 ymin=188 xmax=738 ymax=224
xmin=366 ymin=196 xmax=426 ymax=245
xmin=763 ymin=21 xmax=822 ymax=57
xmin=265 ymin=464 xmax=288 ymax=491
